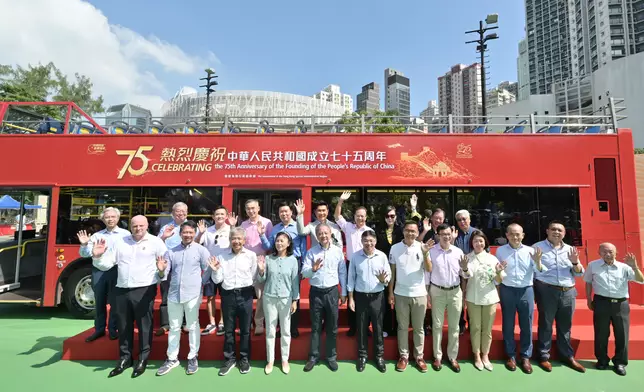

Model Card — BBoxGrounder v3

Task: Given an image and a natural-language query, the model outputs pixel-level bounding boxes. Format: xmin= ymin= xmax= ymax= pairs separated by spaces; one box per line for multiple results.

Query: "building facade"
xmin=438 ymin=63 xmax=483 ymax=132
xmin=384 ymin=68 xmax=410 ymax=117
xmin=162 ymin=89 xmax=347 ymax=126
xmin=517 ymin=38 xmax=530 ymax=101
xmin=313 ymin=84 xmax=353 ymax=114
xmin=487 ymin=87 xmax=517 ymax=108
xmin=576 ymin=0 xmax=644 ymax=75
xmin=104 ymin=103 xmax=151 ymax=127
xmin=356 ymin=82 xmax=380 ymax=114
xmin=525 ymin=0 xmax=580 ymax=94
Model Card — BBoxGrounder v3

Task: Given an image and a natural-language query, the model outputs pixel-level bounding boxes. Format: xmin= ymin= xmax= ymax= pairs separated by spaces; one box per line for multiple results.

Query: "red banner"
xmin=0 ymin=133 xmax=621 ymax=186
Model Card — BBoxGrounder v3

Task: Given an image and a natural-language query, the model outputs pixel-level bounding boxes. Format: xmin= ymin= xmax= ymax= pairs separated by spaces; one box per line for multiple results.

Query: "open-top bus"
xmin=0 ymin=101 xmax=641 ymax=320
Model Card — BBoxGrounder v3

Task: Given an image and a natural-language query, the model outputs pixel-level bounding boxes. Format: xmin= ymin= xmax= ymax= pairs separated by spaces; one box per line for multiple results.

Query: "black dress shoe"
xmin=614 ymin=365 xmax=626 ymax=376
xmin=85 ymin=331 xmax=105 ymax=343
xmin=375 ymin=357 xmax=387 ymax=373
xmin=356 ymin=357 xmax=366 ymax=372
xmin=291 ymin=328 xmax=300 ymax=338
xmin=595 ymin=362 xmax=609 ymax=370
xmin=346 ymin=329 xmax=356 ymax=337
xmin=109 ymin=332 xmax=118 ymax=340
xmin=327 ymin=360 xmax=339 ymax=372
xmin=303 ymin=359 xmax=317 ymax=372
xmin=132 ymin=361 xmax=148 ymax=378
xmin=108 ymin=359 xmax=132 ymax=378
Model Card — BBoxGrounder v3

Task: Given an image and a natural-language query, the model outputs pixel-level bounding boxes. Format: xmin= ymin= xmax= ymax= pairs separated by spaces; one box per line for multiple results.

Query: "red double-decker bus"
xmin=0 ymin=100 xmax=642 ymax=322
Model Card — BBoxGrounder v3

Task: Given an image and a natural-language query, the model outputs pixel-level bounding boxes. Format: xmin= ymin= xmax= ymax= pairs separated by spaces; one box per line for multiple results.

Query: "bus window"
xmin=365 ymin=188 xmax=452 ymax=230
xmin=537 ymin=188 xmax=582 ymax=246
xmin=137 ymin=187 xmax=222 ymax=235
xmin=311 ymin=188 xmax=363 ymax=224
xmin=455 ymin=188 xmax=539 ymax=245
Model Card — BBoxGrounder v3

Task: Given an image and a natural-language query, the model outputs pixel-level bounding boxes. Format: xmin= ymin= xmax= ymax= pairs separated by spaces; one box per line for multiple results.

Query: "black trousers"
xmin=221 ymin=286 xmax=254 ymax=361
xmin=114 ymin=284 xmax=156 ymax=363
xmin=159 ymin=280 xmax=170 ymax=328
xmin=534 ymin=280 xmax=577 ymax=360
xmin=383 ymin=294 xmax=398 ymax=335
xmin=309 ymin=286 xmax=339 ymax=362
xmin=355 ymin=291 xmax=385 ymax=359
xmin=593 ymin=295 xmax=630 ymax=366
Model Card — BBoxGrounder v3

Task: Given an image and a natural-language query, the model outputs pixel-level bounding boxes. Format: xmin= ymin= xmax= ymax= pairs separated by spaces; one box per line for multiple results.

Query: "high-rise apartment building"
xmin=487 ymin=87 xmax=517 ymax=108
xmin=576 ymin=0 xmax=644 ymax=74
xmin=517 ymin=38 xmax=530 ymax=100
xmin=420 ymin=100 xmax=439 ymax=118
xmin=356 ymin=82 xmax=380 ymax=114
xmin=438 ymin=63 xmax=483 ymax=132
xmin=313 ymin=84 xmax=353 ymax=113
xmin=525 ymin=0 xmax=580 ymax=94
xmin=384 ymin=68 xmax=410 ymax=117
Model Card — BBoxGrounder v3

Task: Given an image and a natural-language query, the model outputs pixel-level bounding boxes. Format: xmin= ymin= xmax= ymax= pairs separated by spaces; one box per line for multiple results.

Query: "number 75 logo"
xmin=116 ymin=146 xmax=154 ymax=179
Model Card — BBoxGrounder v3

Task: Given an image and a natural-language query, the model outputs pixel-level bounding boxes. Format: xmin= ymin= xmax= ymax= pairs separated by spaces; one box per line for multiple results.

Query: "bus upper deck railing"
xmin=0 ymin=101 xmax=627 ymax=136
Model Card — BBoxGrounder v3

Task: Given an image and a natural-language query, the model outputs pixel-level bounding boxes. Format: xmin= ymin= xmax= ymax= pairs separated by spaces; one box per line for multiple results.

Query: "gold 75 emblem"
xmin=116 ymin=146 xmax=154 ymax=179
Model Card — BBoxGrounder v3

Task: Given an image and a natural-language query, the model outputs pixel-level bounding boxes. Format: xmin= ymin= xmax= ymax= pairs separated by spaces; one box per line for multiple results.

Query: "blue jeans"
xmin=499 ymin=284 xmax=534 ymax=359
xmin=92 ymin=266 xmax=117 ymax=334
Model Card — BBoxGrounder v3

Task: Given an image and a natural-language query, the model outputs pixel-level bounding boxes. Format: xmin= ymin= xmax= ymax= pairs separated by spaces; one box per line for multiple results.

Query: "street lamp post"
xmin=466 ymin=14 xmax=499 ymax=121
xmin=199 ymin=68 xmax=218 ymax=126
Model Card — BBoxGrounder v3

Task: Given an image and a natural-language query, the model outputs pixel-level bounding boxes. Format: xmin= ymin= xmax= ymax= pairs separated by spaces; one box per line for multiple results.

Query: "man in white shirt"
xmin=584 ymin=243 xmax=644 ymax=376
xmin=240 ymin=199 xmax=273 ymax=335
xmin=334 ymin=190 xmax=372 ymax=336
xmin=388 ymin=221 xmax=433 ymax=373
xmin=196 ymin=205 xmax=237 ymax=336
xmin=203 ymin=227 xmax=258 ymax=376
xmin=157 ymin=202 xmax=189 ymax=336
xmin=77 ymin=207 xmax=130 ymax=343
xmin=92 ymin=215 xmax=167 ymax=378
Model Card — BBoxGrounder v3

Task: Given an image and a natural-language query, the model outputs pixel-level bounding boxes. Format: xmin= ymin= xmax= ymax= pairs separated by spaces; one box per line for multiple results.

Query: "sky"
xmin=0 ymin=0 xmax=526 ymax=116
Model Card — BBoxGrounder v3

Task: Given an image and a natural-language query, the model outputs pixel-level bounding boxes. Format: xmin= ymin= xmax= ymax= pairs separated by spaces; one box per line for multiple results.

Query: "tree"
xmin=338 ymin=110 xmax=407 ymax=133
xmin=635 ymin=148 xmax=644 ymax=154
xmin=0 ymin=62 xmax=104 ymax=119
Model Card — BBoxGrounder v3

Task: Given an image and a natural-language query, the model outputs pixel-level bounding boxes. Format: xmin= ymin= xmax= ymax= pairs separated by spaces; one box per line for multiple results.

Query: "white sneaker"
xmin=383 ymin=331 xmax=388 ymax=338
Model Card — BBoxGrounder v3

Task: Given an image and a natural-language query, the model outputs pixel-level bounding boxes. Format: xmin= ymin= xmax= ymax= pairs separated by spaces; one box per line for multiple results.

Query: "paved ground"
xmin=2 ymin=304 xmax=643 ymax=392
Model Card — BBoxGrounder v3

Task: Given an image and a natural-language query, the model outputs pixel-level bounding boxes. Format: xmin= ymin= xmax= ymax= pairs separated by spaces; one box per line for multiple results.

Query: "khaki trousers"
xmin=467 ymin=302 xmax=497 ymax=356
xmin=395 ymin=294 xmax=427 ymax=359
xmin=430 ymin=285 xmax=462 ymax=361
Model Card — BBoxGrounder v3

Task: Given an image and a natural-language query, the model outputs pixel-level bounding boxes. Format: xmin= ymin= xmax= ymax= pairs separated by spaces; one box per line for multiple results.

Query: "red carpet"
xmin=62 ymin=299 xmax=644 ymax=361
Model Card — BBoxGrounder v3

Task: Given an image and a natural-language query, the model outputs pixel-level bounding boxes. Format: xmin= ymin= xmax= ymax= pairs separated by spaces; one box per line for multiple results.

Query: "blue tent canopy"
xmin=0 ymin=195 xmax=42 ymax=209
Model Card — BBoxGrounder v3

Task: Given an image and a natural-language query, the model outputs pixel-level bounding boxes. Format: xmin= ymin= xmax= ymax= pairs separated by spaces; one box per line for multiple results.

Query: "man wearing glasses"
xmin=197 ymin=205 xmax=237 ymax=336
xmin=454 ymin=210 xmax=477 ymax=335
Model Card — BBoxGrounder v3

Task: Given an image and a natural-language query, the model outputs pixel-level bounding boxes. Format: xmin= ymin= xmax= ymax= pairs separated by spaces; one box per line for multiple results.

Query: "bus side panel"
xmin=43 ymin=187 xmax=60 ymax=307
xmin=618 ymin=130 xmax=643 ymax=304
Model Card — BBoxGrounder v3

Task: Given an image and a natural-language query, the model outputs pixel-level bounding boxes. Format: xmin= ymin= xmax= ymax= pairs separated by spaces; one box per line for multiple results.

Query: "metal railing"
xmin=0 ymin=99 xmax=628 ymax=136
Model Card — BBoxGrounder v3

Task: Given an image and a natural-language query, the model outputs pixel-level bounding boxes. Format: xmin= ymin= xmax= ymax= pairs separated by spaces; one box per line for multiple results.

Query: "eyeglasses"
xmin=386 ymin=214 xmax=396 ymax=218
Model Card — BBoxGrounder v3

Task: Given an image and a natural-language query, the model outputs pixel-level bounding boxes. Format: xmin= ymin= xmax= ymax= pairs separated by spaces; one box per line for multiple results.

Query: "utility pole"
xmin=199 ymin=68 xmax=218 ymax=126
xmin=466 ymin=14 xmax=499 ymax=120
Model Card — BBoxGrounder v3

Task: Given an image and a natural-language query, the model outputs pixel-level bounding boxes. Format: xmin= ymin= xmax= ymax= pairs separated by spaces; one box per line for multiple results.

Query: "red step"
xmin=62 ymin=324 xmax=644 ymax=361
xmin=150 ymin=299 xmax=644 ymax=328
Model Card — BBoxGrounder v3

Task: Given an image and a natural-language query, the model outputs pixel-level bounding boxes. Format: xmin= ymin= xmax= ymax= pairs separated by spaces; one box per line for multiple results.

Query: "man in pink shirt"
xmin=241 ymin=199 xmax=273 ymax=335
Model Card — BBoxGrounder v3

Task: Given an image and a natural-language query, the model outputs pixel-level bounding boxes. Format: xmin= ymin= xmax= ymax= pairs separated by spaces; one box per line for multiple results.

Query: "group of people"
xmin=78 ymin=193 xmax=643 ymax=379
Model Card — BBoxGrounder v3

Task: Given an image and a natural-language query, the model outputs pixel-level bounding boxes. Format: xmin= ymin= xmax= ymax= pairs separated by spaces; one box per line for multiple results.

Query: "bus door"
xmin=232 ymin=189 xmax=303 ymax=225
xmin=0 ymin=189 xmax=50 ymax=302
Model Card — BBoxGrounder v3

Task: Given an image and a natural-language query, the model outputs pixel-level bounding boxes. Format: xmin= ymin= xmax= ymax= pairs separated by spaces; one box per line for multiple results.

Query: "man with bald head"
xmin=496 ymin=223 xmax=545 ymax=373
xmin=584 ymin=243 xmax=644 ymax=376
xmin=93 ymin=215 xmax=168 ymax=378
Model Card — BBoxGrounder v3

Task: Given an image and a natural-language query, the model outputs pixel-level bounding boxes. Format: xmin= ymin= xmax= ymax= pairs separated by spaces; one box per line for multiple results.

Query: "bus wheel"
xmin=64 ymin=267 xmax=95 ymax=319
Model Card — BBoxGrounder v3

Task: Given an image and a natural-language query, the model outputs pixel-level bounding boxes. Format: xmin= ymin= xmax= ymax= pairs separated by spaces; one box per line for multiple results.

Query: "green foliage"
xmin=339 ymin=110 xmax=407 ymax=133
xmin=0 ymin=62 xmax=104 ymax=119
xmin=635 ymin=148 xmax=644 ymax=154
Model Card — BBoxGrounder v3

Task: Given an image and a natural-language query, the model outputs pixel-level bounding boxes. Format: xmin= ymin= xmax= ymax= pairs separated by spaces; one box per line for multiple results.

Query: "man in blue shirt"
xmin=302 ymin=223 xmax=347 ymax=372
xmin=156 ymin=202 xmax=189 ymax=336
xmin=260 ymin=201 xmax=306 ymax=338
xmin=533 ymin=220 xmax=585 ymax=373
xmin=496 ymin=223 xmax=545 ymax=374
xmin=454 ymin=209 xmax=477 ymax=335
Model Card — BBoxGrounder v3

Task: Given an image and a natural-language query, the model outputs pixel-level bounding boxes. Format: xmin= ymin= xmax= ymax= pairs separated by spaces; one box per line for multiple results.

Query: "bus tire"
xmin=63 ymin=266 xmax=95 ymax=319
